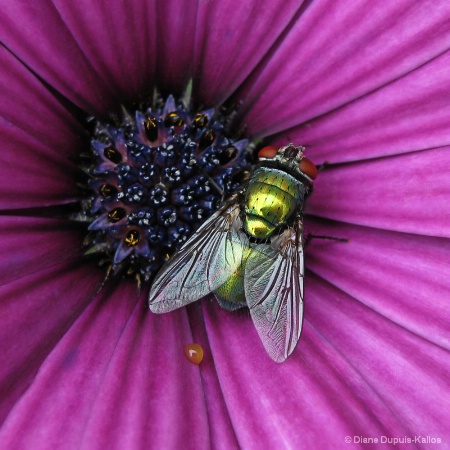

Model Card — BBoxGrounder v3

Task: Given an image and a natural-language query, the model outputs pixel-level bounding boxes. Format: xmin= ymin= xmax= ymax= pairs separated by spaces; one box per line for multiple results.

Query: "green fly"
xmin=148 ymin=144 xmax=318 ymax=362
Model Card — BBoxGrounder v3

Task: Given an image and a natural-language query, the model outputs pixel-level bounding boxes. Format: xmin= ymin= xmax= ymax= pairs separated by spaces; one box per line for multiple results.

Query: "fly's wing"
xmin=149 ymin=198 xmax=248 ymax=313
xmin=245 ymin=222 xmax=304 ymax=362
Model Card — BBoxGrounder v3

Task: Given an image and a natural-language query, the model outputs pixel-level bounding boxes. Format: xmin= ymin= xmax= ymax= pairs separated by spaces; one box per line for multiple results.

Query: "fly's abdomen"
xmin=244 ymin=168 xmax=303 ymax=239
xmin=213 ymin=245 xmax=273 ymax=307
xmin=213 ymin=246 xmax=250 ymax=306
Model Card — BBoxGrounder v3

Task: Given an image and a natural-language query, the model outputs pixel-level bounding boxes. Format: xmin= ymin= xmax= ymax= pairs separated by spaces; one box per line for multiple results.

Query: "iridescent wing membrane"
xmin=245 ymin=223 xmax=304 ymax=362
xmin=149 ymin=197 xmax=248 ymax=312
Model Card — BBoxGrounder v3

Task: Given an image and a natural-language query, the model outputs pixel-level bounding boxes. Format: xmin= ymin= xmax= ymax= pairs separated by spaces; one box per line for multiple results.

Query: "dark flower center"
xmin=82 ymin=93 xmax=252 ymax=281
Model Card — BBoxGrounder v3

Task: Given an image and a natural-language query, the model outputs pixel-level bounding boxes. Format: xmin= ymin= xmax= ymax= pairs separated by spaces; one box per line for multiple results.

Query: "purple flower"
xmin=1 ymin=1 xmax=449 ymax=449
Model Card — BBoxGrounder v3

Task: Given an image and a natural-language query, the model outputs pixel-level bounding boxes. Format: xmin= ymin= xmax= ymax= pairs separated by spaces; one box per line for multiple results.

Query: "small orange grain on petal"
xmin=184 ymin=343 xmax=204 ymax=364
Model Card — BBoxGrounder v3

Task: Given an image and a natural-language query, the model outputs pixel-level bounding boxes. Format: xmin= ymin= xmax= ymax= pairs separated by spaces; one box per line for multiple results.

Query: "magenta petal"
xmin=238 ymin=0 xmax=450 ymax=137
xmin=153 ymin=2 xmax=199 ymax=94
xmin=287 ymin=48 xmax=450 ymax=163
xmin=0 ymin=120 xmax=80 ymax=208
xmin=306 ymin=219 xmax=449 ymax=349
xmin=186 ymin=303 xmax=241 ymax=448
xmin=0 ymin=46 xmax=82 ymax=149
xmin=0 ymin=217 xmax=84 ymax=286
xmin=306 ymin=275 xmax=450 ymax=443
xmin=52 ymin=0 xmax=156 ymax=101
xmin=201 ymin=302 xmax=408 ymax=448
xmin=0 ymin=46 xmax=84 ymax=208
xmin=1 ymin=2 xmax=118 ymax=114
xmin=77 ymin=303 xmax=209 ymax=449
xmin=0 ymin=261 xmax=103 ymax=425
xmin=193 ymin=0 xmax=303 ymax=104
xmin=308 ymin=147 xmax=450 ymax=236
xmin=0 ymin=287 xmax=211 ymax=449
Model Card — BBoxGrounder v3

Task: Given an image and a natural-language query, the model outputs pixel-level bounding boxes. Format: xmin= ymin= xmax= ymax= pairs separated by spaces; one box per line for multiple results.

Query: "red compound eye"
xmin=258 ymin=145 xmax=279 ymax=159
xmin=299 ymin=157 xmax=318 ymax=180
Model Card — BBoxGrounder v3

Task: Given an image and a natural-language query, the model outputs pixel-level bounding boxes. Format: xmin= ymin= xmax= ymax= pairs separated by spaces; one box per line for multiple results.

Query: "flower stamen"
xmin=125 ymin=230 xmax=140 ymax=247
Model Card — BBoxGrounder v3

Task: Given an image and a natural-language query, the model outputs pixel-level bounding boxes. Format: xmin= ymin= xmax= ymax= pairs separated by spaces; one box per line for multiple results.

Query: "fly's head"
xmin=257 ymin=144 xmax=317 ymax=192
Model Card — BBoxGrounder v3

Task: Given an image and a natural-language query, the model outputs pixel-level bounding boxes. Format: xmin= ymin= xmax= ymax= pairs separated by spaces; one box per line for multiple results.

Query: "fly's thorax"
xmin=243 ymin=167 xmax=306 ymax=239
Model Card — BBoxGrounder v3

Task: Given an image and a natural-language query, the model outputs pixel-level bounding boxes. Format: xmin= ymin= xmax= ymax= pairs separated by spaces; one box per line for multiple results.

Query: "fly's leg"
xmin=188 ymin=158 xmax=225 ymax=201
xmin=304 ymin=233 xmax=348 ymax=248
